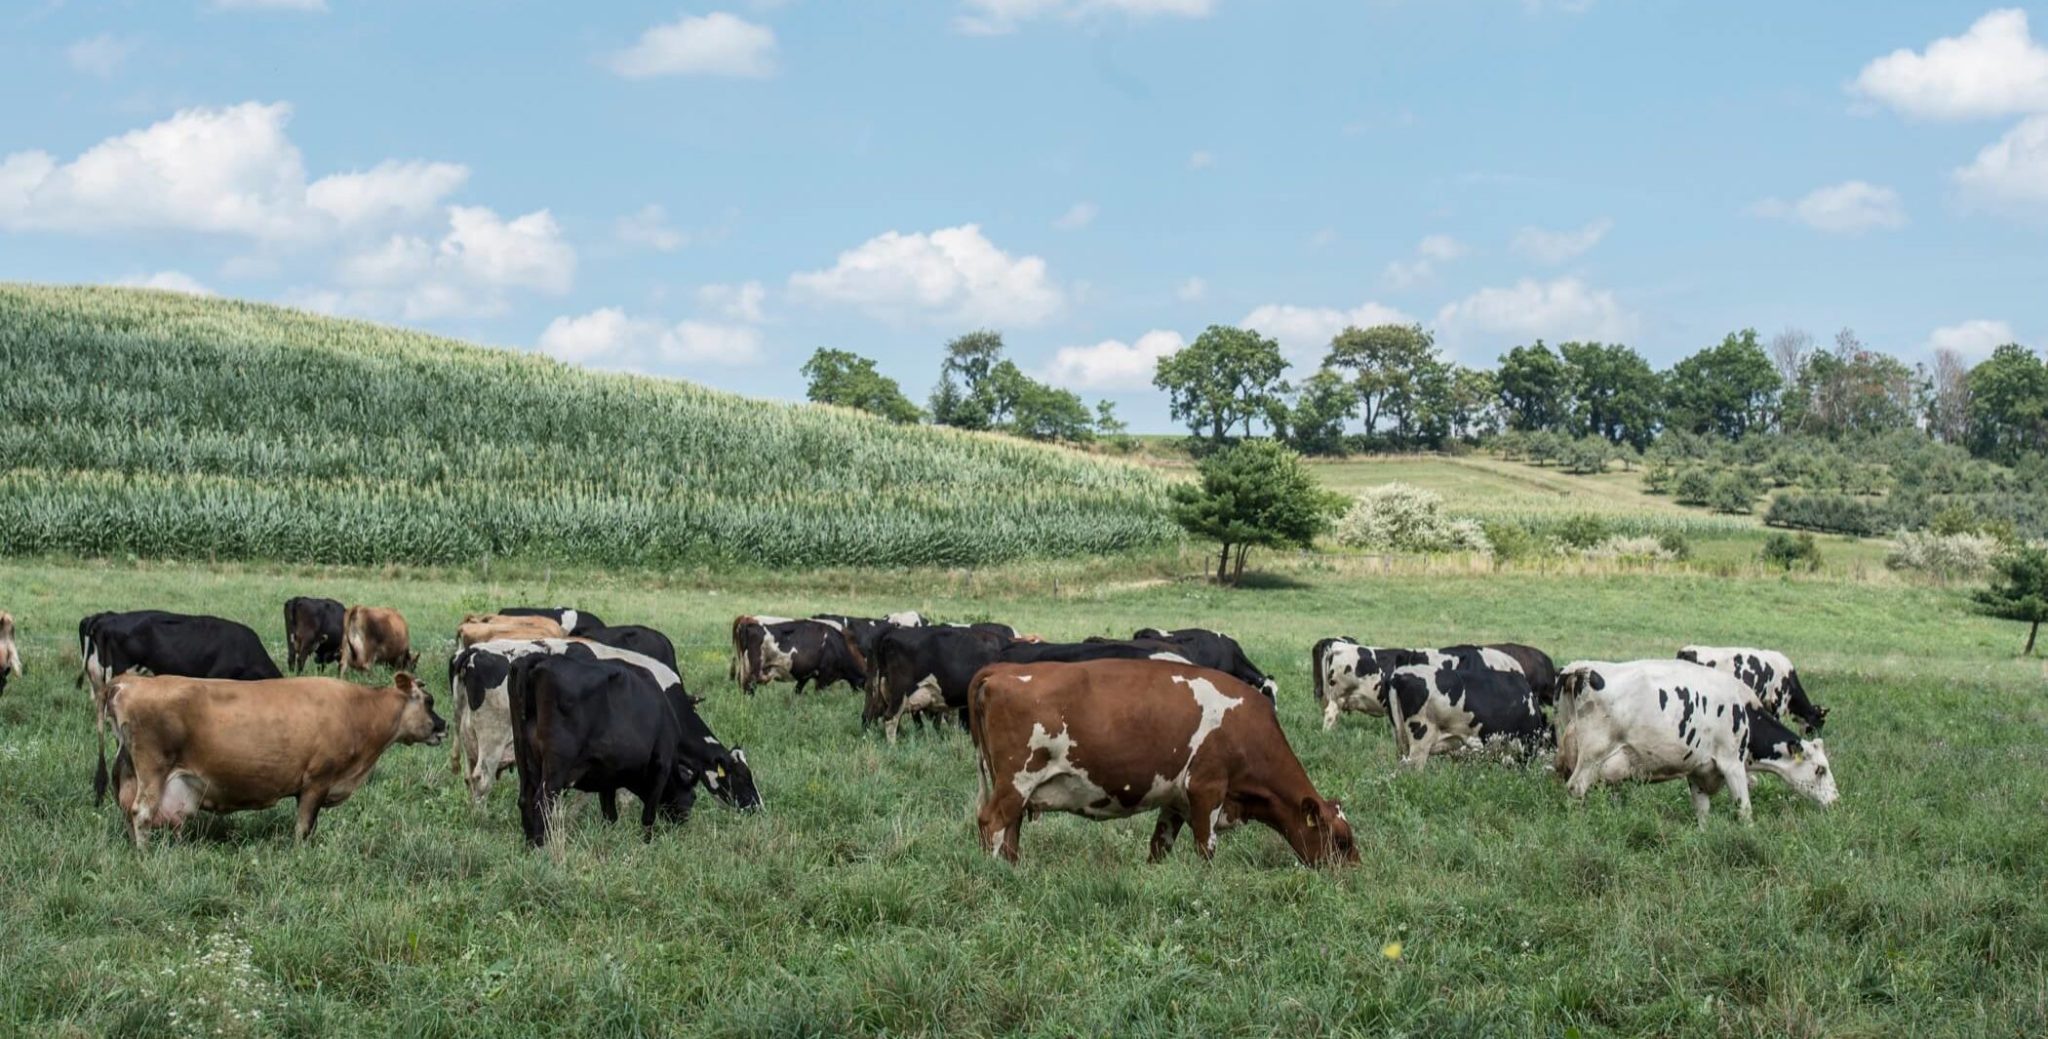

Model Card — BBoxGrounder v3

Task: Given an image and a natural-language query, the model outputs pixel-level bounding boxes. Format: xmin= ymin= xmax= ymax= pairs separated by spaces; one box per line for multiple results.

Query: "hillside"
xmin=0 ymin=285 xmax=1175 ymax=569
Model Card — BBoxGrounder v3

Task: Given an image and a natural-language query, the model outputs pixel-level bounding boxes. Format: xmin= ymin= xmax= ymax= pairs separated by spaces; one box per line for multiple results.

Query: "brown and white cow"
xmin=339 ymin=605 xmax=417 ymax=675
xmin=0 ymin=611 xmax=20 ymax=697
xmin=968 ymin=659 xmax=1358 ymax=866
xmin=105 ymin=672 xmax=445 ymax=845
xmin=457 ymin=615 xmax=566 ymax=648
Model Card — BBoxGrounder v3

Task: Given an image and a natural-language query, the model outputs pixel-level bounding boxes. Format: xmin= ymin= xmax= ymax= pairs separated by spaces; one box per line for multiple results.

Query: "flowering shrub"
xmin=1335 ymin=483 xmax=1492 ymax=554
xmin=1886 ymin=530 xmax=2000 ymax=580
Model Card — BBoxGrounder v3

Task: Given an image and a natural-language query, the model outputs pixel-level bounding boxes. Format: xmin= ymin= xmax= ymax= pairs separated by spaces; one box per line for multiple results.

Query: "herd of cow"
xmin=0 ymin=600 xmax=1839 ymax=866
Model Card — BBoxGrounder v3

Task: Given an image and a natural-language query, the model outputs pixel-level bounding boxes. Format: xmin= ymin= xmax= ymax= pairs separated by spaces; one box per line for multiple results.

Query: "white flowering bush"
xmin=1886 ymin=530 xmax=2000 ymax=580
xmin=1579 ymin=535 xmax=1677 ymax=562
xmin=1335 ymin=483 xmax=1492 ymax=555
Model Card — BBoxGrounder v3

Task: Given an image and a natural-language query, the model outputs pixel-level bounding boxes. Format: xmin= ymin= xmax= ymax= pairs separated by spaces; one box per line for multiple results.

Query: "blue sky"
xmin=4 ymin=1 xmax=2044 ymax=430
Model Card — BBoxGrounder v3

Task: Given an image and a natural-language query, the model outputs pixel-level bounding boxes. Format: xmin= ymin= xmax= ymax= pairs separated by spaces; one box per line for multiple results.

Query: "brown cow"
xmin=968 ymin=659 xmax=1358 ymax=866
xmin=457 ymin=616 xmax=566 ymax=648
xmin=0 ymin=611 xmax=20 ymax=697
xmin=339 ymin=606 xmax=416 ymax=675
xmin=107 ymin=672 xmax=444 ymax=846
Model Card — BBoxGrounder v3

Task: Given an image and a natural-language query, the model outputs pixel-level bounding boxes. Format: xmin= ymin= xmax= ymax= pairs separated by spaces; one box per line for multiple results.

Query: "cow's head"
xmin=1296 ymin=797 xmax=1359 ymax=866
xmin=1772 ymin=737 xmax=1837 ymax=808
xmin=392 ymin=672 xmax=446 ymax=746
xmin=702 ymin=746 xmax=763 ymax=811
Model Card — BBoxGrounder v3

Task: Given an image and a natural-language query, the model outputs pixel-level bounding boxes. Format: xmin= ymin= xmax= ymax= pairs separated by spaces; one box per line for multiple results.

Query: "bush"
xmin=1761 ymin=531 xmax=1823 ymax=572
xmin=1929 ymin=504 xmax=1982 ymax=537
xmin=1886 ymin=530 xmax=2000 ymax=580
xmin=1480 ymin=520 xmax=1539 ymax=563
xmin=1642 ymin=457 xmax=1677 ymax=495
xmin=1657 ymin=531 xmax=1693 ymax=561
xmin=1562 ymin=436 xmax=1612 ymax=475
xmin=1552 ymin=514 xmax=1612 ymax=550
xmin=1764 ymin=491 xmax=1897 ymax=537
xmin=1335 ymin=483 xmax=1492 ymax=554
xmin=1709 ymin=470 xmax=1758 ymax=514
xmin=1580 ymin=535 xmax=1678 ymax=562
xmin=1674 ymin=467 xmax=1715 ymax=505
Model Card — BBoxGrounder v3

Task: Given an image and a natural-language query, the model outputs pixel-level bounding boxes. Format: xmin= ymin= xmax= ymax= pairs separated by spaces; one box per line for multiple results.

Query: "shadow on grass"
xmin=1229 ymin=571 xmax=1318 ymax=591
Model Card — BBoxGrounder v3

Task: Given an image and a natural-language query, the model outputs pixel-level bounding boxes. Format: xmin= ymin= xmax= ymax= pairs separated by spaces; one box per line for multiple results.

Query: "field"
xmin=4 ymin=551 xmax=2046 ymax=1037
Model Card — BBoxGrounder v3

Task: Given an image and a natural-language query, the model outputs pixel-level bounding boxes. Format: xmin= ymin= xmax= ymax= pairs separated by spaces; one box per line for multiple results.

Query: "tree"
xmin=929 ymin=330 xmax=1007 ymax=429
xmin=1974 ymin=547 xmax=2048 ymax=654
xmin=1966 ymin=343 xmax=2048 ymax=464
xmin=1559 ymin=341 xmax=1660 ymax=448
xmin=1663 ymin=329 xmax=1782 ymax=439
xmin=1281 ymin=369 xmax=1356 ymax=456
xmin=1167 ymin=440 xmax=1342 ymax=585
xmin=1005 ymin=376 xmax=1093 ymax=442
xmin=1445 ymin=366 xmax=1500 ymax=442
xmin=1497 ymin=342 xmax=1571 ymax=432
xmin=1154 ymin=325 xmax=1289 ymax=447
xmin=1325 ymin=324 xmax=1437 ymax=440
xmin=1926 ymin=347 xmax=1972 ymax=445
xmin=1093 ymin=400 xmax=1132 ymax=449
xmin=1769 ymin=328 xmax=1814 ymax=390
xmin=1782 ymin=328 xmax=1918 ymax=439
xmin=801 ymin=348 xmax=921 ymax=423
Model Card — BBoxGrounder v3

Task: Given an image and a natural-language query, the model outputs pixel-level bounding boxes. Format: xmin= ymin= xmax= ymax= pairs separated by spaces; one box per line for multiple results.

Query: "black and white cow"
xmin=1314 ymin=638 xmax=1557 ymax=729
xmin=813 ymin=613 xmax=928 ymax=669
xmin=1557 ymin=659 xmax=1838 ymax=825
xmin=1676 ymin=645 xmax=1827 ymax=735
xmin=1129 ymin=628 xmax=1279 ymax=701
xmin=863 ymin=628 xmax=1190 ymax=742
xmin=498 ymin=607 xmax=606 ymax=638
xmin=731 ymin=617 xmax=867 ymax=695
xmin=1382 ymin=647 xmax=1550 ymax=766
xmin=579 ymin=624 xmax=680 ymax=674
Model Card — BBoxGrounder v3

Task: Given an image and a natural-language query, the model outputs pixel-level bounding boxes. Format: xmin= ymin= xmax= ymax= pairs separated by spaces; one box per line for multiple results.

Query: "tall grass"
xmin=0 ymin=285 xmax=1176 ymax=568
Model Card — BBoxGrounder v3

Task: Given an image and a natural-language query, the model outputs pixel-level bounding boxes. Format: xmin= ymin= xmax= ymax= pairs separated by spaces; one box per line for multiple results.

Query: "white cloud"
xmin=211 ymin=0 xmax=328 ymax=10
xmin=955 ymin=0 xmax=1214 ymax=35
xmin=616 ymin=203 xmax=685 ymax=251
xmin=1042 ymin=329 xmax=1185 ymax=390
xmin=789 ymin=223 xmax=1062 ymax=326
xmin=1853 ymin=9 xmax=2048 ymax=121
xmin=1241 ymin=301 xmax=1413 ymax=363
xmin=325 ymin=205 xmax=576 ymax=320
xmin=1052 ymin=201 xmax=1097 ymax=230
xmin=1510 ymin=217 xmax=1612 ymax=264
xmin=1750 ymin=181 xmax=1906 ymax=233
xmin=1187 ymin=149 xmax=1214 ymax=170
xmin=0 ymin=102 xmax=465 ymax=242
xmin=698 ymin=280 xmax=766 ymax=322
xmin=608 ymin=12 xmax=778 ymax=79
xmin=1434 ymin=277 xmax=1636 ymax=351
xmin=538 ymin=307 xmax=763 ymax=371
xmin=67 ymin=34 xmax=136 ymax=78
xmin=114 ymin=270 xmax=214 ymax=296
xmin=1175 ymin=276 xmax=1206 ymax=301
xmin=1383 ymin=233 xmax=1466 ymax=288
xmin=1954 ymin=114 xmax=2048 ymax=213
xmin=1927 ymin=318 xmax=2018 ymax=357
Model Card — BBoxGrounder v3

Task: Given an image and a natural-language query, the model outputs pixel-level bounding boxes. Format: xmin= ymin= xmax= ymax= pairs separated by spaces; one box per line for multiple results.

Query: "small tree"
xmin=1168 ymin=441 xmax=1341 ymax=585
xmin=1974 ymin=547 xmax=2048 ymax=654
xmin=1674 ymin=467 xmax=1715 ymax=505
xmin=1154 ymin=325 xmax=1289 ymax=448
xmin=802 ymin=348 xmax=922 ymax=423
xmin=1709 ymin=470 xmax=1757 ymax=514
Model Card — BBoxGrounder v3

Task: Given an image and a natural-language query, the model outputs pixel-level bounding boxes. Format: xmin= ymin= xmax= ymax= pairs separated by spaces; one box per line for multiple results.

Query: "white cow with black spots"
xmin=1676 ymin=645 xmax=1828 ymax=735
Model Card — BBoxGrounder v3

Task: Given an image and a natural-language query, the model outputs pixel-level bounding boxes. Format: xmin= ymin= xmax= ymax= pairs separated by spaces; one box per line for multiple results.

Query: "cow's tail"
xmin=339 ymin=606 xmax=362 ymax=675
xmin=839 ymin=628 xmax=869 ymax=690
xmin=1310 ymin=639 xmax=1333 ymax=707
xmin=93 ymin=674 xmax=134 ymax=807
xmin=966 ymin=668 xmax=999 ymax=809
xmin=728 ymin=616 xmax=751 ymax=687
xmin=1553 ymin=668 xmax=1591 ymax=779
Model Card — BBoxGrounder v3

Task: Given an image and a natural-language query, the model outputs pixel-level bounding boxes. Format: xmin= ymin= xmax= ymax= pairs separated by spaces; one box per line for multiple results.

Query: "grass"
xmin=3 ymin=552 xmax=2045 ymax=1036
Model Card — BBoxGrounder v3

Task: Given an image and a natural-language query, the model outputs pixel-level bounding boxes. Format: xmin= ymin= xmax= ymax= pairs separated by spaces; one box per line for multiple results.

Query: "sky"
xmin=3 ymin=1 xmax=2045 ymax=431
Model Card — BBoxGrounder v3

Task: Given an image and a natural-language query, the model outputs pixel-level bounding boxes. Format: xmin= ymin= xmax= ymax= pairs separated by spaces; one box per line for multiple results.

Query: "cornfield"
xmin=0 ymin=284 xmax=1177 ymax=568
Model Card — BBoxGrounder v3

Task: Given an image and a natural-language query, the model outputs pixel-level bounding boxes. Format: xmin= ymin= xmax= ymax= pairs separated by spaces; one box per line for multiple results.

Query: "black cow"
xmin=1455 ymin=642 xmax=1558 ymax=705
xmin=507 ymin=650 xmax=759 ymax=847
xmin=1129 ymin=628 xmax=1279 ymax=701
xmin=1384 ymin=647 xmax=1551 ymax=767
xmin=734 ymin=618 xmax=867 ymax=695
xmin=864 ymin=628 xmax=1188 ymax=741
xmin=579 ymin=624 xmax=680 ymax=674
xmin=282 ymin=596 xmax=345 ymax=672
xmin=498 ymin=607 xmax=606 ymax=638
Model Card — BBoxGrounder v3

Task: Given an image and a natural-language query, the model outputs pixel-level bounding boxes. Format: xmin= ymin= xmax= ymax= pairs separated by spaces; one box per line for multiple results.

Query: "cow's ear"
xmin=1300 ymin=796 xmax=1320 ymax=828
xmin=394 ymin=671 xmax=420 ymax=696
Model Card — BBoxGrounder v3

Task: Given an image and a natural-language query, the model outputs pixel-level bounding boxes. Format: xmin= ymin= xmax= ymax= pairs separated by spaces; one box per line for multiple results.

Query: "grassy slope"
xmin=2 ymin=555 xmax=2043 ymax=1037
xmin=0 ymin=285 xmax=1171 ymax=569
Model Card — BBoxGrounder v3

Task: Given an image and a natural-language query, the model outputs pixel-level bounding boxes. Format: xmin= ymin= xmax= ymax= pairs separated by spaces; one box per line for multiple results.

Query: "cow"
xmin=458 ymin=616 xmax=566 ymax=648
xmin=0 ymin=611 xmax=20 ymax=697
xmin=497 ymin=607 xmax=605 ymax=637
xmin=104 ymin=671 xmax=444 ymax=846
xmin=282 ymin=596 xmax=345 ymax=673
xmin=1676 ymin=645 xmax=1827 ymax=735
xmin=76 ymin=609 xmax=174 ymax=693
xmin=1557 ymin=659 xmax=1838 ymax=825
xmin=1382 ymin=647 xmax=1551 ymax=766
xmin=339 ymin=605 xmax=417 ymax=676
xmin=450 ymin=637 xmax=700 ymax=806
xmin=578 ymin=624 xmax=681 ymax=674
xmin=1481 ymin=643 xmax=1559 ymax=705
xmin=1131 ymin=628 xmax=1280 ymax=700
xmin=728 ymin=615 xmax=794 ymax=685
xmin=732 ymin=618 xmax=867 ymax=695
xmin=1313 ymin=639 xmax=1558 ymax=729
xmin=968 ymin=659 xmax=1358 ymax=866
xmin=507 ymin=652 xmax=759 ymax=847
xmin=78 ymin=610 xmax=281 ymax=714
xmin=865 ymin=628 xmax=1189 ymax=742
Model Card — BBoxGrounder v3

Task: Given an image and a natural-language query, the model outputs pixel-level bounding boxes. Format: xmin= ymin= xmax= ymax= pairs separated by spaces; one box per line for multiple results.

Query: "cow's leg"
xmin=599 ymin=789 xmax=619 ymax=824
xmin=1687 ymin=777 xmax=1714 ymax=827
xmin=124 ymin=741 xmax=170 ymax=849
xmin=1321 ymin=700 xmax=1342 ymax=731
xmin=517 ymin=753 xmax=546 ymax=847
xmin=1187 ymin=789 xmax=1225 ymax=861
xmin=1149 ymin=807 xmax=1186 ymax=863
xmin=1565 ymin=744 xmax=1619 ymax=802
xmin=1401 ymin=725 xmax=1435 ymax=769
xmin=793 ymin=676 xmax=809 ymax=696
xmin=1719 ymin=760 xmax=1753 ymax=825
xmin=976 ymin=776 xmax=1026 ymax=864
xmin=884 ymin=710 xmax=903 ymax=745
xmin=295 ymin=788 xmax=327 ymax=841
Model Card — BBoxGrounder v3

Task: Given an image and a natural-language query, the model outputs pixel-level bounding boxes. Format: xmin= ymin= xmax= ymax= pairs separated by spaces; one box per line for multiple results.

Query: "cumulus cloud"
xmin=114 ymin=270 xmax=214 ymax=296
xmin=1052 ymin=201 xmax=1097 ymax=230
xmin=699 ymin=280 xmax=767 ymax=322
xmin=321 ymin=205 xmax=576 ymax=320
xmin=1042 ymin=329 xmax=1185 ymax=390
xmin=1383 ymin=234 xmax=1466 ymax=288
xmin=1927 ymin=318 xmax=2019 ymax=357
xmin=1853 ymin=9 xmax=2048 ymax=121
xmin=1241 ymin=301 xmax=1413 ymax=363
xmin=788 ymin=223 xmax=1062 ymax=326
xmin=67 ymin=34 xmax=136 ymax=78
xmin=608 ymin=12 xmax=778 ymax=79
xmin=1175 ymin=276 xmax=1206 ymax=301
xmin=615 ymin=203 xmax=685 ymax=251
xmin=538 ymin=307 xmax=763 ymax=371
xmin=1433 ymin=277 xmax=1636 ymax=352
xmin=1510 ymin=217 xmax=1612 ymax=264
xmin=955 ymin=0 xmax=1214 ymax=35
xmin=0 ymin=102 xmax=466 ymax=242
xmin=1954 ymin=114 xmax=2048 ymax=213
xmin=1750 ymin=181 xmax=1907 ymax=233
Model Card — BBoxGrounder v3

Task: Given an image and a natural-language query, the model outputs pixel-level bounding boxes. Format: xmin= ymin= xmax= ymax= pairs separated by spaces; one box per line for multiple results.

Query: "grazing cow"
xmin=282 ymin=596 xmax=345 ymax=673
xmin=0 ymin=611 xmax=19 ymax=697
xmin=105 ymin=671 xmax=444 ymax=845
xmin=728 ymin=615 xmax=794 ymax=685
xmin=578 ymin=624 xmax=680 ymax=674
xmin=1128 ymin=628 xmax=1279 ymax=701
xmin=1313 ymin=638 xmax=1559 ymax=728
xmin=865 ymin=629 xmax=1188 ymax=742
xmin=1676 ymin=645 xmax=1827 ymax=734
xmin=968 ymin=659 xmax=1358 ymax=866
xmin=1382 ymin=647 xmax=1551 ymax=766
xmin=339 ymin=605 xmax=417 ymax=675
xmin=497 ymin=607 xmax=605 ymax=637
xmin=508 ymin=652 xmax=759 ymax=847
xmin=457 ymin=616 xmax=566 ymax=648
xmin=79 ymin=610 xmax=281 ymax=709
xmin=76 ymin=610 xmax=174 ymax=693
xmin=1481 ymin=643 xmax=1559 ymax=705
xmin=732 ymin=618 xmax=867 ymax=695
xmin=1557 ymin=659 xmax=1838 ymax=825
xmin=450 ymin=638 xmax=700 ymax=806
xmin=812 ymin=614 xmax=901 ymax=668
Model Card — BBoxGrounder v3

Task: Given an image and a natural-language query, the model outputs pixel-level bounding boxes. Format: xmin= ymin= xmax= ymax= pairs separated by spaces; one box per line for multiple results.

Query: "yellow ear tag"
xmin=1793 ymin=750 xmax=1804 ymax=763
xmin=716 ymin=766 xmax=727 ymax=778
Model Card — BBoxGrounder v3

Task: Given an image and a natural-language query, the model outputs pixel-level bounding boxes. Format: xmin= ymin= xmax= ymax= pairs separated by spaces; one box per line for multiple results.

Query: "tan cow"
xmin=339 ymin=606 xmax=417 ymax=675
xmin=968 ymin=659 xmax=1359 ymax=866
xmin=457 ymin=616 xmax=566 ymax=648
xmin=0 ymin=612 xmax=20 ymax=697
xmin=107 ymin=672 xmax=444 ymax=845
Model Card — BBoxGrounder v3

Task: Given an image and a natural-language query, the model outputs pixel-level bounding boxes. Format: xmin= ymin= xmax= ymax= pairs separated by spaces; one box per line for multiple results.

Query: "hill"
xmin=0 ymin=285 xmax=1175 ymax=569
